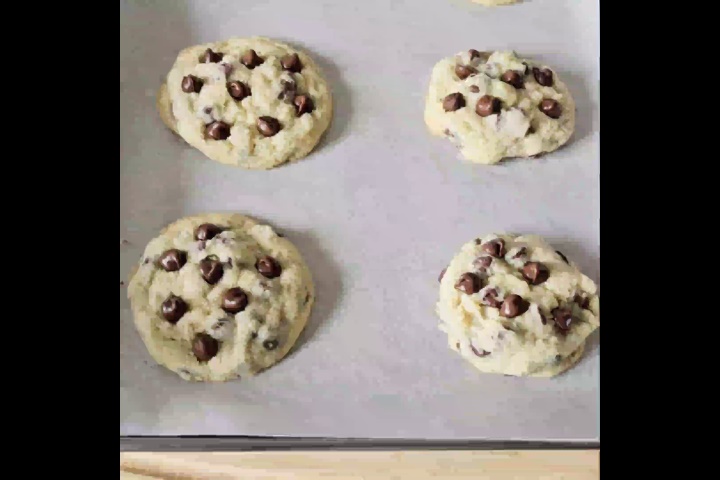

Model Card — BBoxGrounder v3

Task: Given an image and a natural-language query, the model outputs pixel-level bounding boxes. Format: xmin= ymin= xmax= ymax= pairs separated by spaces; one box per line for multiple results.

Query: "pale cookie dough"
xmin=127 ymin=213 xmax=315 ymax=382
xmin=424 ymin=50 xmax=575 ymax=165
xmin=158 ymin=37 xmax=333 ymax=170
xmin=436 ymin=234 xmax=599 ymax=377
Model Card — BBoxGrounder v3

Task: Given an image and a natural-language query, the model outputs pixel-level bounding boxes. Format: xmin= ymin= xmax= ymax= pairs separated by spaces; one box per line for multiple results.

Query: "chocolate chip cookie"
xmin=424 ymin=50 xmax=575 ymax=164
xmin=126 ymin=213 xmax=315 ymax=382
xmin=436 ymin=234 xmax=598 ymax=377
xmin=157 ymin=37 xmax=333 ymax=169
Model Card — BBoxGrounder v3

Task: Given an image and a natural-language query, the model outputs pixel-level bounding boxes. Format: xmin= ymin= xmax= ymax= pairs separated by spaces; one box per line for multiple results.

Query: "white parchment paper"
xmin=120 ymin=0 xmax=599 ymax=441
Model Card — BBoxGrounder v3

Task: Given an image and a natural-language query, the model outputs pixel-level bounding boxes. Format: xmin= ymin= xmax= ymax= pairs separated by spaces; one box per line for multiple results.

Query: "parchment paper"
xmin=120 ymin=0 xmax=599 ymax=441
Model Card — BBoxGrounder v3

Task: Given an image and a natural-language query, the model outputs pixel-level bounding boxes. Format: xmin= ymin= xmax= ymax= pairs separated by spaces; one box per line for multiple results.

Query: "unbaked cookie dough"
xmin=126 ymin=213 xmax=314 ymax=382
xmin=424 ymin=50 xmax=575 ymax=165
xmin=157 ymin=37 xmax=333 ymax=170
xmin=436 ymin=234 xmax=599 ymax=377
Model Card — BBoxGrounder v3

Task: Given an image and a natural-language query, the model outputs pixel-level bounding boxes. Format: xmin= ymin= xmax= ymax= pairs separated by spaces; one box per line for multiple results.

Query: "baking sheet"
xmin=120 ymin=0 xmax=599 ymax=441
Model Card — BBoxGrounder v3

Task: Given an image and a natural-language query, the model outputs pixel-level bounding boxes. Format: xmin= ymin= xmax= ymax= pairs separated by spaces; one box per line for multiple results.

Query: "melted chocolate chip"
xmin=500 ymin=294 xmax=528 ymax=318
xmin=512 ymin=247 xmax=527 ymax=259
xmin=256 ymin=256 xmax=282 ymax=278
xmin=471 ymin=345 xmax=491 ymax=357
xmin=192 ymin=333 xmax=219 ymax=362
xmin=552 ymin=307 xmax=573 ymax=330
xmin=158 ymin=249 xmax=187 ymax=272
xmin=468 ymin=49 xmax=489 ymax=62
xmin=532 ymin=67 xmax=554 ymax=87
xmin=181 ymin=75 xmax=203 ymax=93
xmin=556 ymin=250 xmax=570 ymax=264
xmin=278 ymin=80 xmax=297 ymax=102
xmin=293 ymin=95 xmax=314 ymax=116
xmin=443 ymin=93 xmax=465 ymax=112
xmin=500 ymin=70 xmax=524 ymax=89
xmin=257 ymin=116 xmax=282 ymax=137
xmin=194 ymin=223 xmax=222 ymax=241
xmin=205 ymin=121 xmax=231 ymax=140
xmin=473 ymin=256 xmax=493 ymax=270
xmin=481 ymin=288 xmax=503 ymax=308
xmin=455 ymin=64 xmax=478 ymax=80
xmin=469 ymin=85 xmax=480 ymax=93
xmin=241 ymin=49 xmax=264 ymax=69
xmin=201 ymin=48 xmax=223 ymax=63
xmin=438 ymin=268 xmax=447 ymax=283
xmin=574 ymin=294 xmax=590 ymax=309
xmin=521 ymin=261 xmax=550 ymax=285
xmin=455 ymin=272 xmax=481 ymax=295
xmin=539 ymin=99 xmax=562 ymax=119
xmin=480 ymin=238 xmax=506 ymax=258
xmin=227 ymin=81 xmax=251 ymax=101
xmin=475 ymin=95 xmax=501 ymax=117
xmin=199 ymin=257 xmax=224 ymax=284
xmin=161 ymin=294 xmax=188 ymax=324
xmin=222 ymin=287 xmax=249 ymax=314
xmin=280 ymin=53 xmax=303 ymax=73
xmin=263 ymin=339 xmax=279 ymax=350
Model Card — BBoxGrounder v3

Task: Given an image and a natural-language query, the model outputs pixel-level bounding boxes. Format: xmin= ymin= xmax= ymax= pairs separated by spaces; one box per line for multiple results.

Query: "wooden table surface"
xmin=120 ymin=450 xmax=599 ymax=479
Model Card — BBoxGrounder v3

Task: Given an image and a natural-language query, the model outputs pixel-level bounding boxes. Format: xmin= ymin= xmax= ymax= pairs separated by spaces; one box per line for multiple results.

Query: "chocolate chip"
xmin=181 ymin=75 xmax=203 ymax=93
xmin=293 ymin=95 xmax=314 ymax=116
xmin=500 ymin=70 xmax=524 ymax=89
xmin=192 ymin=333 xmax=219 ymax=362
xmin=521 ymin=262 xmax=550 ymax=285
xmin=481 ymin=288 xmax=503 ymax=308
xmin=455 ymin=342 xmax=460 ymax=350
xmin=143 ymin=258 xmax=150 ymax=265
xmin=280 ymin=53 xmax=303 ymax=73
xmin=455 ymin=272 xmax=481 ymax=295
xmin=438 ymin=268 xmax=447 ymax=283
xmin=470 ymin=345 xmax=491 ymax=357
xmin=194 ymin=223 xmax=222 ymax=241
xmin=468 ymin=49 xmax=482 ymax=60
xmin=256 ymin=116 xmax=282 ymax=137
xmin=161 ymin=294 xmax=188 ymax=324
xmin=158 ymin=249 xmax=187 ymax=272
xmin=556 ymin=250 xmax=570 ymax=263
xmin=480 ymin=238 xmax=506 ymax=258
xmin=539 ymin=99 xmax=562 ymax=119
xmin=251 ymin=332 xmax=258 ymax=339
xmin=199 ymin=257 xmax=224 ymax=284
xmin=241 ymin=49 xmax=264 ymax=69
xmin=263 ymin=339 xmax=279 ymax=350
xmin=552 ymin=307 xmax=573 ymax=330
xmin=201 ymin=48 xmax=223 ymax=63
xmin=222 ymin=287 xmax=249 ymax=314
xmin=512 ymin=247 xmax=527 ymax=259
xmin=227 ymin=81 xmax=251 ymax=101
xmin=475 ymin=95 xmax=501 ymax=117
xmin=473 ymin=256 xmax=493 ymax=269
xmin=500 ymin=294 xmax=528 ymax=318
xmin=532 ymin=67 xmax=554 ymax=87
xmin=469 ymin=85 xmax=480 ymax=93
xmin=455 ymin=65 xmax=478 ymax=80
xmin=278 ymin=80 xmax=297 ymax=102
xmin=256 ymin=255 xmax=282 ymax=278
xmin=574 ymin=294 xmax=590 ymax=309
xmin=443 ymin=93 xmax=465 ymax=112
xmin=205 ymin=121 xmax=231 ymax=140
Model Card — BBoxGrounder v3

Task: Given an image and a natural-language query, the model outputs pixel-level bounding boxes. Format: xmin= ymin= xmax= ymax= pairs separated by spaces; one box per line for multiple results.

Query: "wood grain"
xmin=120 ymin=450 xmax=599 ymax=479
